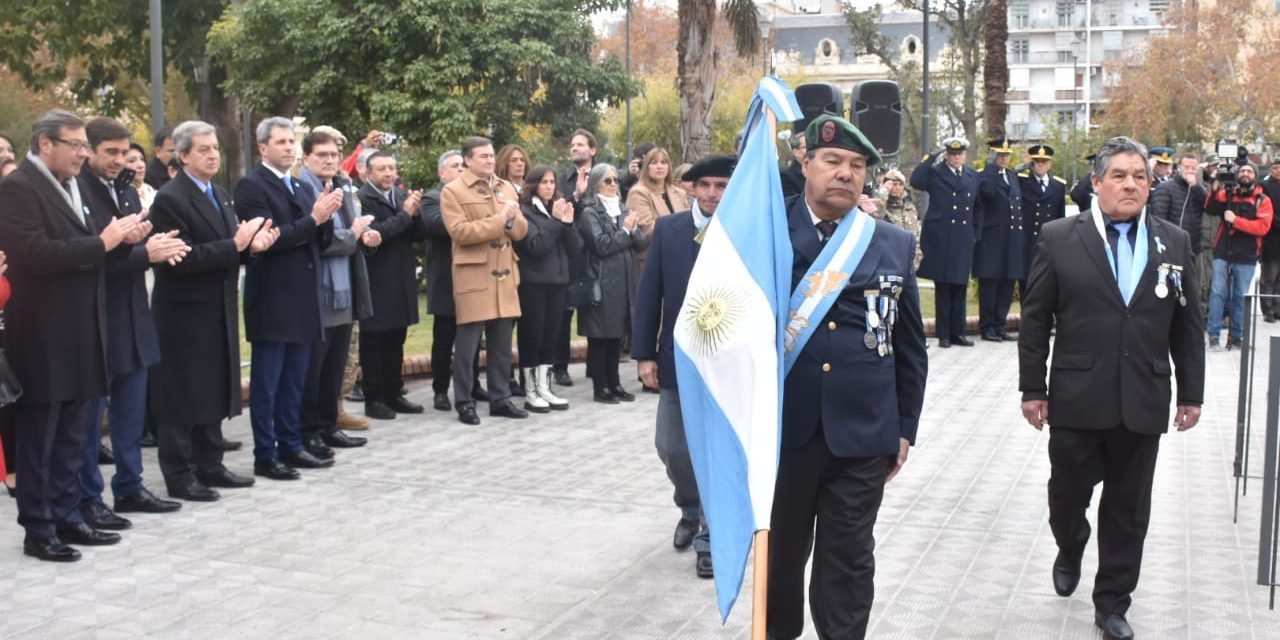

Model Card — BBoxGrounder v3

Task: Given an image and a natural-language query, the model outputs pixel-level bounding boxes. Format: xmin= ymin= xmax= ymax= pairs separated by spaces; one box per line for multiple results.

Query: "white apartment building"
xmin=1005 ymin=0 xmax=1171 ymax=141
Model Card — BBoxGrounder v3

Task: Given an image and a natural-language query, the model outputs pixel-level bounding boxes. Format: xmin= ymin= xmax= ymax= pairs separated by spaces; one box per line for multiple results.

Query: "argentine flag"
xmin=674 ymin=76 xmax=801 ymax=621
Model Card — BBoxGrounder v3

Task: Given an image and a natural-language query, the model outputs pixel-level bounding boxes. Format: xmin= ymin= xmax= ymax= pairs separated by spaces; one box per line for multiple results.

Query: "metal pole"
xmin=148 ymin=0 xmax=164 ymax=133
xmin=625 ymin=0 xmax=633 ymax=162
xmin=1071 ymin=56 xmax=1078 ymax=185
xmin=921 ymin=0 xmax=931 ymax=155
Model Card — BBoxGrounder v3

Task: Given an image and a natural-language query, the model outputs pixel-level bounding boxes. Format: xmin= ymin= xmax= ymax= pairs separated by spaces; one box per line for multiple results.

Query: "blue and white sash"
xmin=782 ymin=209 xmax=876 ymax=374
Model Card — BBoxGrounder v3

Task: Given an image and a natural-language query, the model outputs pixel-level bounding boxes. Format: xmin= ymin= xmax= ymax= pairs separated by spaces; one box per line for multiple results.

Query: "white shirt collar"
xmin=262 ymin=162 xmax=291 ymax=182
xmin=692 ymin=200 xmax=711 ymax=229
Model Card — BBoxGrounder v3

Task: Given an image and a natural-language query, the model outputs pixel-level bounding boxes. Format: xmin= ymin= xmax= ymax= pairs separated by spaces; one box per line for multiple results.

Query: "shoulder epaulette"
xmin=1053 ymin=176 xmax=1067 ymax=185
xmin=1017 ymin=171 xmax=1030 ymax=178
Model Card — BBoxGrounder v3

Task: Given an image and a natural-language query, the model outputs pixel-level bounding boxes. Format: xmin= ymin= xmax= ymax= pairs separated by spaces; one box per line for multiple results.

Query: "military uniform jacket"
xmin=358 ymin=182 xmax=428 ymax=332
xmin=1019 ymin=211 xmax=1205 ymax=434
xmin=910 ymin=154 xmax=982 ymax=284
xmin=973 ymin=164 xmax=1026 ymax=280
xmin=148 ymin=171 xmax=247 ymax=424
xmin=782 ymin=197 xmax=928 ymax=458
xmin=440 ymin=169 xmax=529 ymax=325
xmin=1017 ymin=170 xmax=1067 ymax=278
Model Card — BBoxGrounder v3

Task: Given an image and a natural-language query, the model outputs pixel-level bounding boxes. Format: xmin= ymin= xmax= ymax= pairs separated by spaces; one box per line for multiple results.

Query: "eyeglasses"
xmin=601 ymin=177 xmax=617 ymax=185
xmin=51 ymin=137 xmax=91 ymax=152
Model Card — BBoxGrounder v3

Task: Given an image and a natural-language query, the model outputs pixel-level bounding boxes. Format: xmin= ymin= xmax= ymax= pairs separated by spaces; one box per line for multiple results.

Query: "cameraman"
xmin=1204 ymin=162 xmax=1273 ymax=349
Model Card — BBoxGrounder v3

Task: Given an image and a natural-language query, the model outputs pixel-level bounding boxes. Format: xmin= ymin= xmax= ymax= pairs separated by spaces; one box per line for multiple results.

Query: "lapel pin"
xmin=1154 ymin=236 xmax=1166 ymax=254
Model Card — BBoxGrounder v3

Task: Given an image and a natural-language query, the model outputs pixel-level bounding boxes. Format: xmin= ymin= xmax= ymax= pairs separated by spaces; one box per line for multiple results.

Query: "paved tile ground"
xmin=2 ymin=324 xmax=1279 ymax=639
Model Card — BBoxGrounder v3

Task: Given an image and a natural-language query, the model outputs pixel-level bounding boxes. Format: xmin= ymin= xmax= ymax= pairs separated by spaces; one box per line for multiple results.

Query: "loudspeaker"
xmin=793 ymin=82 xmax=844 ymax=134
xmin=851 ymin=80 xmax=903 ymax=157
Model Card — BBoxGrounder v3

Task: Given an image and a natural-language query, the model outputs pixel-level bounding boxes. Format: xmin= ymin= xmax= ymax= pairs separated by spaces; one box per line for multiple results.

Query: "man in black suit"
xmin=234 ymin=117 xmax=340 ymax=480
xmin=296 ymin=129 xmax=378 ymax=458
xmin=974 ymin=137 xmax=1025 ymax=341
xmin=77 ymin=117 xmax=188 ymax=526
xmin=358 ymin=151 xmax=427 ymax=419
xmin=0 ymin=109 xmax=148 ymax=561
xmin=145 ymin=126 xmax=174 ymax=190
xmin=633 ymin=154 xmax=735 ymax=579
xmin=767 ymin=115 xmax=928 ymax=640
xmin=1019 ymin=137 xmax=1205 ymax=640
xmin=149 ymin=120 xmax=277 ymax=502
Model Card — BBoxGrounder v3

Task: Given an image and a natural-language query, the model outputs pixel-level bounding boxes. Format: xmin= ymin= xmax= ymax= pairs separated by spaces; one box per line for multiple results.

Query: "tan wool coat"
xmin=440 ymin=169 xmax=529 ymax=324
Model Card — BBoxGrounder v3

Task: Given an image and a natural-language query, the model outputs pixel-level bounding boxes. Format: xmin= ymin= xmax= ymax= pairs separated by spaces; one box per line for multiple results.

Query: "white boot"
xmin=537 ymin=364 xmax=569 ymax=410
xmin=523 ymin=367 xmax=551 ymax=413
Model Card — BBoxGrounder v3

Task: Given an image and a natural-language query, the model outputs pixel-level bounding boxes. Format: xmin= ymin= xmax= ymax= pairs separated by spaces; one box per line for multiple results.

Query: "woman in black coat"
xmin=577 ymin=164 xmax=649 ymax=403
xmin=515 ymin=165 xmax=582 ymax=413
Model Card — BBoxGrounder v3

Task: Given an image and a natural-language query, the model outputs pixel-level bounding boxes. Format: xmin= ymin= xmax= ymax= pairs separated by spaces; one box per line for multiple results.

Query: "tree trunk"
xmin=677 ymin=0 xmax=718 ymax=163
xmin=983 ymin=0 xmax=1008 ymax=139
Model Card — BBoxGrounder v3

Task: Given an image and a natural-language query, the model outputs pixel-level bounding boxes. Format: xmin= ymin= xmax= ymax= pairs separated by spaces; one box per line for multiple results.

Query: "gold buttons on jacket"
xmin=828 ymin=321 xmax=837 ymax=330
xmin=822 ymin=363 xmax=832 ymax=372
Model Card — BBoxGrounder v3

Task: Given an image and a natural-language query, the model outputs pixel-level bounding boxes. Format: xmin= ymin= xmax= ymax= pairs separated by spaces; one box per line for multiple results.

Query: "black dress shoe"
xmin=1095 ymin=611 xmax=1134 ymax=640
xmin=999 ymin=332 xmax=1017 ymax=341
xmin=696 ymin=551 xmax=713 ymax=579
xmin=168 ymin=481 xmax=220 ymax=502
xmin=457 ymin=401 xmax=481 ymax=425
xmin=195 ymin=468 xmax=255 ymax=489
xmin=938 ymin=338 xmax=951 ymax=348
xmin=254 ymin=459 xmax=302 ymax=480
xmin=282 ymin=451 xmax=335 ymax=469
xmin=471 ymin=386 xmax=491 ymax=402
xmin=323 ymin=431 xmax=367 ymax=448
xmin=593 ymin=389 xmax=620 ymax=404
xmin=303 ymin=436 xmax=335 ymax=460
xmin=139 ymin=432 xmax=157 ymax=448
xmin=114 ymin=487 xmax=182 ymax=513
xmin=553 ymin=369 xmax=573 ymax=386
xmin=673 ymin=518 xmax=697 ymax=549
xmin=950 ymin=335 xmax=975 ymax=347
xmin=216 ymin=439 xmax=243 ymax=452
xmin=387 ymin=396 xmax=425 ymax=414
xmin=365 ymin=401 xmax=396 ymax=420
xmin=433 ymin=393 xmax=452 ymax=411
xmin=490 ymin=398 xmax=529 ymax=419
xmin=81 ymin=502 xmax=132 ymax=530
xmin=24 ymin=535 xmax=80 ymax=562
xmin=56 ymin=523 xmax=121 ymax=546
xmin=980 ymin=332 xmax=1002 ymax=342
xmin=98 ymin=445 xmax=115 ymax=465
xmin=609 ymin=386 xmax=636 ymax=402
xmin=1053 ymin=551 xmax=1082 ymax=596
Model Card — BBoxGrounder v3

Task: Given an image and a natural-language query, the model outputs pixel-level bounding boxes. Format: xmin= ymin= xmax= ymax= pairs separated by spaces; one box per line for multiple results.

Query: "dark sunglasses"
xmin=601 ymin=177 xmax=617 ymax=185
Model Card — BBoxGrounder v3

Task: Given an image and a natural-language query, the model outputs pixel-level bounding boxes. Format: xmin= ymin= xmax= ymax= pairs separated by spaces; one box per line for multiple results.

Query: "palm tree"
xmin=983 ymin=0 xmax=1009 ymax=140
xmin=677 ymin=0 xmax=759 ymax=162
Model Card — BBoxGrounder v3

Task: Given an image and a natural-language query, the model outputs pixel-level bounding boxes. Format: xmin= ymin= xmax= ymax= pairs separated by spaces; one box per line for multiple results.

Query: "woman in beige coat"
xmin=624 ymin=147 xmax=686 ymax=275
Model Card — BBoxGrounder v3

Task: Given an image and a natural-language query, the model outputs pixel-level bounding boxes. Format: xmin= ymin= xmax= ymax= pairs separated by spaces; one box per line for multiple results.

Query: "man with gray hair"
xmin=1019 ymin=136 xmax=1205 ymax=640
xmin=0 ymin=108 xmax=147 ymax=561
xmin=234 ymin=116 xmax=342 ymax=480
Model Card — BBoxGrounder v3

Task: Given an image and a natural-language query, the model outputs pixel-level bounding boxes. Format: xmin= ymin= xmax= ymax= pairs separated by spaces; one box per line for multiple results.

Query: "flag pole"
xmin=752 ymin=529 xmax=770 ymax=640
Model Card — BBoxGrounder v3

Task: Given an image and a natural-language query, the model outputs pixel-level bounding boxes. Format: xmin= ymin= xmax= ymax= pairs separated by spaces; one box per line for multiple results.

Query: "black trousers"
xmin=518 ymin=283 xmax=566 ymax=367
xmin=359 ymin=326 xmax=408 ymax=404
xmin=978 ymin=278 xmax=1015 ymax=335
xmin=301 ymin=323 xmax=353 ymax=439
xmin=586 ymin=338 xmax=621 ymax=392
xmin=430 ymin=314 xmax=482 ymax=396
xmin=1048 ymin=426 xmax=1161 ymax=615
xmin=554 ymin=308 xmax=574 ymax=372
xmin=158 ymin=421 xmax=226 ymax=491
xmin=768 ymin=429 xmax=890 ymax=640
xmin=13 ymin=400 xmax=94 ymax=537
xmin=934 ymin=281 xmax=969 ymax=339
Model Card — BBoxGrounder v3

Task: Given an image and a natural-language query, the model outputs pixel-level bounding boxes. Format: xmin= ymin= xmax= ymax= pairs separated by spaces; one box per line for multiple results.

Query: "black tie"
xmin=954 ymin=168 xmax=962 ymax=179
xmin=816 ymin=219 xmax=838 ymax=244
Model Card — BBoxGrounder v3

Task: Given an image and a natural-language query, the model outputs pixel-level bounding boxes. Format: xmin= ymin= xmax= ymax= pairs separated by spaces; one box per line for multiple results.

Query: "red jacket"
xmin=1207 ymin=183 xmax=1273 ymax=262
xmin=0 ymin=275 xmax=9 ymax=309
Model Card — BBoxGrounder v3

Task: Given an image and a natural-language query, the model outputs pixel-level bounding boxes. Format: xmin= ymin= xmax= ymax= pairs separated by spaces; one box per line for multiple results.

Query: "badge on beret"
xmin=821 ymin=120 xmax=836 ymax=144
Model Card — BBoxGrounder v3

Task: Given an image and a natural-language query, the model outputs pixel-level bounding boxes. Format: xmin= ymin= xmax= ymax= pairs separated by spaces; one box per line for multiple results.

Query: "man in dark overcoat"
xmin=974 ymin=137 xmax=1025 ymax=341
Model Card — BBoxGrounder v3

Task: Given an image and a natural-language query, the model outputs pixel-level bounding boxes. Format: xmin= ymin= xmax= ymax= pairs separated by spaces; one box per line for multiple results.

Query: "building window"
xmin=1010 ymin=38 xmax=1029 ymax=64
xmin=815 ymin=39 xmax=839 ymax=65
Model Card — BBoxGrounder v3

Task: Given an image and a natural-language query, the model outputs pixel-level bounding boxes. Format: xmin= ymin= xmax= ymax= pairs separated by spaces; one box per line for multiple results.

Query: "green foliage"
xmin=602 ymin=73 xmax=761 ymax=164
xmin=209 ymin=0 xmax=640 ymax=166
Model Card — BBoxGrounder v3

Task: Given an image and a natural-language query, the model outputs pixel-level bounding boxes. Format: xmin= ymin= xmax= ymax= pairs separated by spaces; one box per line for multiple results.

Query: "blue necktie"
xmin=1111 ymin=221 xmax=1134 ymax=302
xmin=282 ymin=175 xmax=294 ymax=195
xmin=205 ymin=186 xmax=221 ymax=212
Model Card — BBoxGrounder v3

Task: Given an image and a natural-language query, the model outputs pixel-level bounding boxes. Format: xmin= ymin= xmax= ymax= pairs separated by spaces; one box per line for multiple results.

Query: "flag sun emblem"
xmin=682 ymin=286 xmax=744 ymax=356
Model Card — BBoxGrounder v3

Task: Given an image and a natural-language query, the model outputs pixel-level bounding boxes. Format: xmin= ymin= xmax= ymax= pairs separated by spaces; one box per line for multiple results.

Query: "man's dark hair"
xmin=364 ymin=150 xmax=394 ymax=171
xmin=462 ymin=136 xmax=493 ymax=158
xmin=302 ymin=130 xmax=340 ymax=156
xmin=28 ymin=109 xmax=85 ymax=154
xmin=632 ymin=141 xmax=655 ymax=160
xmin=85 ymin=117 xmax=131 ymax=149
xmin=1092 ymin=136 xmax=1149 ymax=181
xmin=153 ymin=126 xmax=174 ymax=148
xmin=570 ymin=128 xmax=597 ymax=150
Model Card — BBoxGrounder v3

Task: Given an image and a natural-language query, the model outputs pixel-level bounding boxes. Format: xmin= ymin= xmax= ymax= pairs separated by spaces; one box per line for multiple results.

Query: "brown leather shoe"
xmin=337 ymin=407 xmax=369 ymax=431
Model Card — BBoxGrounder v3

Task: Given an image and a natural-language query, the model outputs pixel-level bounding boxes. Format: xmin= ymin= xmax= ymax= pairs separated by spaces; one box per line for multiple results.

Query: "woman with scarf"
xmin=578 ymin=164 xmax=648 ymax=404
xmin=514 ymin=165 xmax=582 ymax=413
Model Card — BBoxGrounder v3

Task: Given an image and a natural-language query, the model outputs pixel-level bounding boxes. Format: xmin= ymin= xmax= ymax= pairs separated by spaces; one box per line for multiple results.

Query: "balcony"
xmin=1009 ymin=16 xmax=1086 ymax=30
xmin=1007 ymin=90 xmax=1030 ymax=101
xmin=1056 ymin=89 xmax=1083 ymax=101
xmin=1009 ymin=51 xmax=1085 ymax=65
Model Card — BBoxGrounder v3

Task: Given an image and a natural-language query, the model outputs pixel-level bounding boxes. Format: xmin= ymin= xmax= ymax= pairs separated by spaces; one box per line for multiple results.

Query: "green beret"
xmin=805 ymin=114 xmax=883 ymax=167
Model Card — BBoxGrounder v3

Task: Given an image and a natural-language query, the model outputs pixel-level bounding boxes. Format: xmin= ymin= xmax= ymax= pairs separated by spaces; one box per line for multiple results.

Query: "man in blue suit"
xmin=77 ymin=117 xmax=188 ymax=527
xmin=633 ymin=154 xmax=734 ymax=580
xmin=768 ymin=115 xmax=928 ymax=640
xmin=911 ymin=136 xmax=982 ymax=347
xmin=1017 ymin=144 xmax=1067 ymax=294
xmin=234 ymin=117 xmax=340 ymax=481
xmin=974 ymin=137 xmax=1025 ymax=341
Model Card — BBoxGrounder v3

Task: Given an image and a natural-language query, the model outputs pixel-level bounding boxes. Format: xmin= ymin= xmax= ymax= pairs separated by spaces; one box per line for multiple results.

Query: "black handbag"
xmin=566 ymin=277 xmax=602 ymax=308
xmin=0 ymin=349 xmax=21 ymax=408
